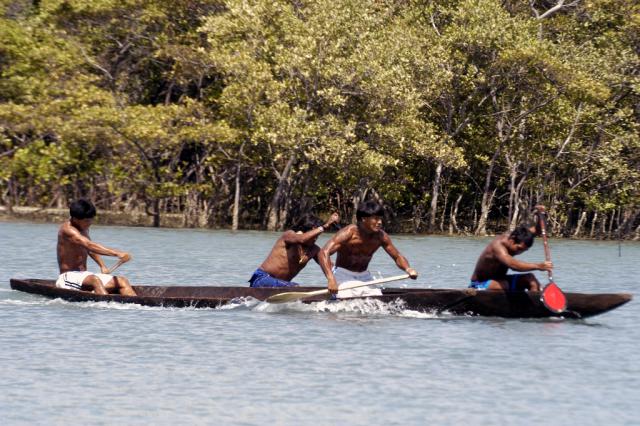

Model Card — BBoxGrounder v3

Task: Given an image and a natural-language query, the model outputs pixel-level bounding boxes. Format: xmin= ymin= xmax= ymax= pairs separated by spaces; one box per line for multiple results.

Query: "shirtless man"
xmin=56 ymin=199 xmax=136 ymax=296
xmin=470 ymin=216 xmax=552 ymax=292
xmin=248 ymin=213 xmax=340 ymax=287
xmin=319 ymin=201 xmax=418 ymax=296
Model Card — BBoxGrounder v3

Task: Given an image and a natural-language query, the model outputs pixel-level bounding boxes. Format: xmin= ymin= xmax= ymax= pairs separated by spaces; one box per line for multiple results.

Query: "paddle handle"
xmin=538 ymin=211 xmax=553 ymax=282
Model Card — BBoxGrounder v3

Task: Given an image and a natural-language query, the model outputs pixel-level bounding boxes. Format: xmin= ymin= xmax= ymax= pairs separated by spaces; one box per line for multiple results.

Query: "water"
xmin=0 ymin=221 xmax=638 ymax=425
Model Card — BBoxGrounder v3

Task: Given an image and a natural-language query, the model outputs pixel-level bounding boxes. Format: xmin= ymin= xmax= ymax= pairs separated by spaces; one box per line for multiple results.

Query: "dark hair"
xmin=509 ymin=225 xmax=534 ymax=248
xmin=356 ymin=201 xmax=384 ymax=221
xmin=69 ymin=199 xmax=96 ymax=219
xmin=291 ymin=214 xmax=323 ymax=233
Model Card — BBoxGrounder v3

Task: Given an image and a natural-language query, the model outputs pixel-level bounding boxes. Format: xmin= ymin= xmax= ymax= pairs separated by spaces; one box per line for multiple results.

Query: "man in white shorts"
xmin=56 ymin=199 xmax=136 ymax=296
xmin=330 ymin=267 xmax=380 ymax=298
xmin=319 ymin=200 xmax=418 ymax=298
xmin=56 ymin=271 xmax=116 ymax=291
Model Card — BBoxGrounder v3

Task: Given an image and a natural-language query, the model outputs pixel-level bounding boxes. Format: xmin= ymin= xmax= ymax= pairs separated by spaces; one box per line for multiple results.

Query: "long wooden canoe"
xmin=9 ymin=278 xmax=632 ymax=319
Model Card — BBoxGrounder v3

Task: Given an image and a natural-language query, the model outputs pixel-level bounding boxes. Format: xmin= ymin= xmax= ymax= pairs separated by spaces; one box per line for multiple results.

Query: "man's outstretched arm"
xmin=381 ymin=233 xmax=418 ymax=279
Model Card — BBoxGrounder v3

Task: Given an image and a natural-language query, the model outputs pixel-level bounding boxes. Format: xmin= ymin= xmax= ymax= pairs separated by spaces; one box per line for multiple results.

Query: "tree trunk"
xmin=449 ymin=194 xmax=462 ymax=235
xmin=412 ymin=204 xmax=423 ymax=233
xmin=590 ymin=211 xmax=598 ymax=238
xmin=231 ymin=142 xmax=245 ymax=231
xmin=475 ymin=148 xmax=501 ymax=236
xmin=607 ymin=209 xmax=616 ymax=239
xmin=573 ymin=210 xmax=587 ymax=238
xmin=506 ymin=154 xmax=518 ymax=231
xmin=145 ymin=198 xmax=160 ymax=227
xmin=267 ymin=152 xmax=296 ymax=231
xmin=439 ymin=191 xmax=448 ymax=232
xmin=428 ymin=161 xmax=443 ymax=232
xmin=6 ymin=178 xmax=15 ymax=213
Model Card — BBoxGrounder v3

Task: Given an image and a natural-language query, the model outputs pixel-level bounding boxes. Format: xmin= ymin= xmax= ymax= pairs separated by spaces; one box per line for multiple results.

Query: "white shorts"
xmin=333 ymin=267 xmax=382 ymax=298
xmin=56 ymin=271 xmax=113 ymax=291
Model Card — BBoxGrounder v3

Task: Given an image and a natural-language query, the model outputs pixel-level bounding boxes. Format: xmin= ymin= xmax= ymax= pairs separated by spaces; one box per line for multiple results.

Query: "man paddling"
xmin=248 ymin=213 xmax=340 ymax=287
xmin=56 ymin=199 xmax=136 ymax=296
xmin=470 ymin=207 xmax=552 ymax=292
xmin=319 ymin=201 xmax=418 ymax=297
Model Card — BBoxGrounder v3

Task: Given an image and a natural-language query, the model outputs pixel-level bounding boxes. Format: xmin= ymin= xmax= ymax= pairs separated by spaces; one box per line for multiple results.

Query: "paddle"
xmin=107 ymin=256 xmax=129 ymax=274
xmin=538 ymin=211 xmax=567 ymax=314
xmin=265 ymin=273 xmax=411 ymax=304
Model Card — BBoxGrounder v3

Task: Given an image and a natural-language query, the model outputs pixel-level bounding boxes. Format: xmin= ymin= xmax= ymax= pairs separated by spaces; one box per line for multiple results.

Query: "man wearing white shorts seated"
xmin=331 ymin=267 xmax=380 ymax=298
xmin=319 ymin=200 xmax=418 ymax=298
xmin=56 ymin=199 xmax=136 ymax=296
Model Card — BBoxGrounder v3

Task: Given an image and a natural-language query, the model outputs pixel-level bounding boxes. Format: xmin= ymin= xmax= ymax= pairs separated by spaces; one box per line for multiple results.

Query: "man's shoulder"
xmin=278 ymin=230 xmax=295 ymax=243
xmin=490 ymin=233 xmax=509 ymax=244
xmin=333 ymin=224 xmax=356 ymax=238
xmin=59 ymin=221 xmax=86 ymax=240
xmin=58 ymin=221 xmax=72 ymax=235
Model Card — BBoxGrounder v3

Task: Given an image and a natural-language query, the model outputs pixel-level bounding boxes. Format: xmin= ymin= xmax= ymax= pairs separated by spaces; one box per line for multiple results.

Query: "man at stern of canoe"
xmin=470 ymin=207 xmax=552 ymax=292
xmin=248 ymin=213 xmax=340 ymax=287
xmin=56 ymin=199 xmax=136 ymax=296
xmin=319 ymin=201 xmax=418 ymax=297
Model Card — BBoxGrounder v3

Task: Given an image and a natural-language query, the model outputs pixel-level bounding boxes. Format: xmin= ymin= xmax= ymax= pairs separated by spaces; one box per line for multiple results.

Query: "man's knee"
xmin=115 ymin=276 xmax=131 ymax=287
xmin=519 ymin=274 xmax=540 ymax=291
xmin=82 ymin=275 xmax=107 ymax=293
xmin=82 ymin=275 xmax=101 ymax=288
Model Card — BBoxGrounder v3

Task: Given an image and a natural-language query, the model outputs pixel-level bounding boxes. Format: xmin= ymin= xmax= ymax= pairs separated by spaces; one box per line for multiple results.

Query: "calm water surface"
xmin=1 ymin=221 xmax=638 ymax=425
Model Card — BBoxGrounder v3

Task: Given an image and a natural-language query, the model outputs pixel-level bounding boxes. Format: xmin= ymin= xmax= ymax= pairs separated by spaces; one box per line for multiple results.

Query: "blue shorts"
xmin=249 ymin=269 xmax=300 ymax=288
xmin=469 ymin=275 xmax=520 ymax=291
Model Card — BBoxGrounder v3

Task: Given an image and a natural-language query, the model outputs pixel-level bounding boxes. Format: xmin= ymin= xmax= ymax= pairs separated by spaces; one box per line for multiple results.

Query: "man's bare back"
xmin=471 ymin=225 xmax=552 ymax=291
xmin=58 ymin=221 xmax=93 ymax=273
xmin=259 ymin=230 xmax=322 ymax=281
xmin=249 ymin=213 xmax=339 ymax=287
xmin=471 ymin=234 xmax=515 ymax=282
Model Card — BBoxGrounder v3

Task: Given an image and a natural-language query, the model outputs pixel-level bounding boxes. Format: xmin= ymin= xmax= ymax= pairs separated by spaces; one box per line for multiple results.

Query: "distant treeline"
xmin=1 ymin=0 xmax=638 ymax=238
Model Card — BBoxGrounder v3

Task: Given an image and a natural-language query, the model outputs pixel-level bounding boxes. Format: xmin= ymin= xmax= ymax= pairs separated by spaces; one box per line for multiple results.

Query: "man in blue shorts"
xmin=248 ymin=213 xmax=340 ymax=287
xmin=470 ymin=209 xmax=552 ymax=292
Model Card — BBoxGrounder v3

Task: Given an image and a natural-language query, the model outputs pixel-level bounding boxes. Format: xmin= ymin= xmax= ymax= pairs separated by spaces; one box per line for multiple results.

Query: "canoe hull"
xmin=9 ymin=278 xmax=632 ymax=319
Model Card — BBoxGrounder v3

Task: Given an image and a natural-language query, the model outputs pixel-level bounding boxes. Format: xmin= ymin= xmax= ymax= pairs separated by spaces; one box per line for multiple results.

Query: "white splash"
xmin=216 ymin=297 xmax=262 ymax=310
xmin=251 ymin=297 xmax=442 ymax=319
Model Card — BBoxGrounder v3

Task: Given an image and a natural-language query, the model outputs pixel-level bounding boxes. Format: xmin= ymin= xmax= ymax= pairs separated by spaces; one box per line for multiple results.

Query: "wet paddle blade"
xmin=265 ymin=289 xmax=328 ymax=304
xmin=541 ymin=282 xmax=567 ymax=314
xmin=265 ymin=274 xmax=411 ymax=304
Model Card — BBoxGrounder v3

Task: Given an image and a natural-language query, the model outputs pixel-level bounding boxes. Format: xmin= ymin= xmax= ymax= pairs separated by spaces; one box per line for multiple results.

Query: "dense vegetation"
xmin=1 ymin=0 xmax=638 ymax=238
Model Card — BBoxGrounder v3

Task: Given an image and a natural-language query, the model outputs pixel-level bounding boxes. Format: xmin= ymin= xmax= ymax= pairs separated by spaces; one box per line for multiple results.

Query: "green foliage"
xmin=0 ymin=0 xmax=637 ymax=235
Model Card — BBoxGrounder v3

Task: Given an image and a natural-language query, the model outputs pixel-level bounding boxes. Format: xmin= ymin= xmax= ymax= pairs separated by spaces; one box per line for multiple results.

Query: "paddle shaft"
xmin=107 ymin=258 xmax=127 ymax=274
xmin=538 ymin=212 xmax=553 ymax=282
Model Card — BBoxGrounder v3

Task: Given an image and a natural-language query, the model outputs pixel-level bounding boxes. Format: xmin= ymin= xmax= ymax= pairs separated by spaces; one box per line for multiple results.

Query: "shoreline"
xmin=0 ymin=205 xmax=186 ymax=228
xmin=2 ymin=205 xmax=637 ymax=241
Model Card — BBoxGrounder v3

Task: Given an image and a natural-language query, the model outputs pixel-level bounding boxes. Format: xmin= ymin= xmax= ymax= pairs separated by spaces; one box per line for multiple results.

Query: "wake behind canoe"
xmin=9 ymin=278 xmax=632 ymax=319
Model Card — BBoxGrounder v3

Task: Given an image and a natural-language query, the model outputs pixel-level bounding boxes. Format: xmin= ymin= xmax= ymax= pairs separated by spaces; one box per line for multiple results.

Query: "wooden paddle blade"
xmin=265 ymin=274 xmax=411 ymax=304
xmin=541 ymin=282 xmax=567 ymax=314
xmin=265 ymin=289 xmax=328 ymax=304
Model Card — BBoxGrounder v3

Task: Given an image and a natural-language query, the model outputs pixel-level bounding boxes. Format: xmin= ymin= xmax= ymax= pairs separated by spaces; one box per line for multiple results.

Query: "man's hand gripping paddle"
xmin=538 ymin=211 xmax=567 ymax=314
